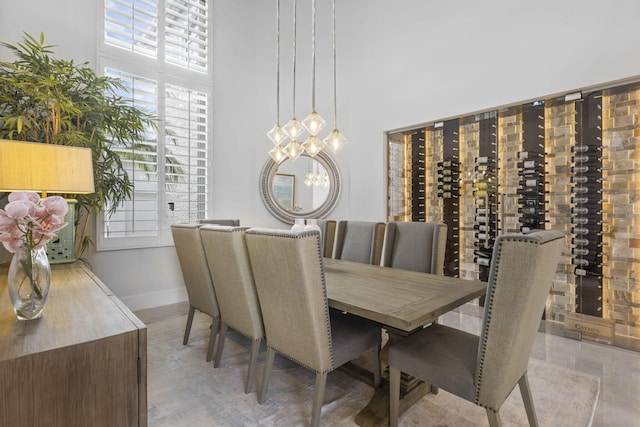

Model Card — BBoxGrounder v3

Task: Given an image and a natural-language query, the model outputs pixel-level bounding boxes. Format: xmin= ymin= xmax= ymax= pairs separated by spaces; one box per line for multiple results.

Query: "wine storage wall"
xmin=438 ymin=120 xmax=461 ymax=277
xmin=573 ymin=93 xmax=604 ymax=317
xmin=387 ymin=81 xmax=640 ymax=350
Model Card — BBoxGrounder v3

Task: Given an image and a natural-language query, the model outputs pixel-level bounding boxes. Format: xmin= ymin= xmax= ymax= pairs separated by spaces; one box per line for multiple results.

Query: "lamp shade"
xmin=0 ymin=139 xmax=94 ymax=194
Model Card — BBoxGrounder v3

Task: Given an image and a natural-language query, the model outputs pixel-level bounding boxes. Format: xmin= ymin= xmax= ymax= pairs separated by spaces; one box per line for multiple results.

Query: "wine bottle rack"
xmin=438 ymin=119 xmax=460 ymax=277
xmin=573 ymin=92 xmax=604 ymax=317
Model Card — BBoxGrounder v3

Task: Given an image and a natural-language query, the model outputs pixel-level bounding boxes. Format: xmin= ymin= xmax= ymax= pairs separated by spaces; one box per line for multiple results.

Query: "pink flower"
xmin=0 ymin=192 xmax=69 ymax=253
xmin=8 ymin=192 xmax=40 ymax=204
xmin=41 ymin=196 xmax=69 ymax=217
xmin=4 ymin=200 xmax=31 ymax=219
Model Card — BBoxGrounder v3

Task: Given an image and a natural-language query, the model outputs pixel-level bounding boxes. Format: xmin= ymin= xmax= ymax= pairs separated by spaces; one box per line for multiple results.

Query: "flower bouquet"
xmin=0 ymin=192 xmax=69 ymax=319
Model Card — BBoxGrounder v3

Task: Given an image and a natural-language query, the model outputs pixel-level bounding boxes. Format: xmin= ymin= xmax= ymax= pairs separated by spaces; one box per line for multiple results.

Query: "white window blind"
xmin=165 ymin=85 xmax=208 ymax=223
xmin=102 ymin=69 xmax=160 ymax=240
xmin=165 ymin=0 xmax=208 ymax=73
xmin=105 ymin=0 xmax=158 ymax=57
xmin=99 ymin=0 xmax=210 ymax=250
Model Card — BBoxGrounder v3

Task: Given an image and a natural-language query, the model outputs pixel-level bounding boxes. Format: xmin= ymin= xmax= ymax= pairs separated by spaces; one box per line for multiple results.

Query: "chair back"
xmin=245 ymin=228 xmax=335 ymax=372
xmin=474 ymin=230 xmax=564 ymax=410
xmin=317 ymin=219 xmax=337 ymax=258
xmin=381 ymin=221 xmax=447 ymax=274
xmin=199 ymin=225 xmax=264 ymax=341
xmin=333 ymin=220 xmax=386 ymax=265
xmin=170 ymin=224 xmax=219 ymax=318
xmin=198 ymin=219 xmax=240 ymax=226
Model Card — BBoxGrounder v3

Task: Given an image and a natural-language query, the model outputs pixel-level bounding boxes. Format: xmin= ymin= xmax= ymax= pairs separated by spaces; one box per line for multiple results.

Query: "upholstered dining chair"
xmin=381 ymin=221 xmax=447 ymax=274
xmin=317 ymin=219 xmax=337 ymax=258
xmin=332 ymin=220 xmax=386 ymax=265
xmin=388 ymin=230 xmax=565 ymax=427
xmin=245 ymin=228 xmax=382 ymax=427
xmin=198 ymin=218 xmax=240 ymax=226
xmin=170 ymin=224 xmax=220 ymax=363
xmin=199 ymin=225 xmax=265 ymax=394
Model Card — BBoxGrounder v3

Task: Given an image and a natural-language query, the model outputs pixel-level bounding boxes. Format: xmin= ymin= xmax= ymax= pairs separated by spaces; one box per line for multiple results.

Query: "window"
xmin=98 ymin=0 xmax=209 ymax=250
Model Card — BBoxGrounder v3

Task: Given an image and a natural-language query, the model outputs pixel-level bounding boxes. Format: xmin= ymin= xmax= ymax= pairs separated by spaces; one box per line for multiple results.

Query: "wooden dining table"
xmin=323 ymin=258 xmax=487 ymax=427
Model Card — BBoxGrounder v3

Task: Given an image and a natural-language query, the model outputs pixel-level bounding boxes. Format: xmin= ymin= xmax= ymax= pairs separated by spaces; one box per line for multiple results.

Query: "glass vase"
xmin=8 ymin=246 xmax=51 ymax=320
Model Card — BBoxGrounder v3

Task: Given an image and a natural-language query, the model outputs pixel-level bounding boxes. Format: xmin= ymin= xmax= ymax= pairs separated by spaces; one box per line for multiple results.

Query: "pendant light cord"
xmin=292 ymin=0 xmax=297 ymax=118
xmin=332 ymin=0 xmax=337 ymax=128
xmin=275 ymin=0 xmax=280 ymax=124
xmin=311 ymin=0 xmax=317 ymax=112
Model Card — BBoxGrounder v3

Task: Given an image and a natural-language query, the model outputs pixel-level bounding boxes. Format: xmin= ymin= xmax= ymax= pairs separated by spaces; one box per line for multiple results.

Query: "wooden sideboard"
xmin=0 ymin=262 xmax=147 ymax=427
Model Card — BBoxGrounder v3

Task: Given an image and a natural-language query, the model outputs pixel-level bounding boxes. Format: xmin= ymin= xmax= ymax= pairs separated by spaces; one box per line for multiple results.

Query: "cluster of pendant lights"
xmin=267 ymin=0 xmax=347 ymax=163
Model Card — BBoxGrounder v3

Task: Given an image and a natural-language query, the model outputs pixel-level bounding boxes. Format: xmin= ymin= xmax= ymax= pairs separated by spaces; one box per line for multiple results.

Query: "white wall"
xmin=3 ymin=0 xmax=640 ymax=310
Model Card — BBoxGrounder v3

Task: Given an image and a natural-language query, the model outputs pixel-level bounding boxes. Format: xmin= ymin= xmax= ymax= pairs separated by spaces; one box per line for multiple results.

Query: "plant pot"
xmin=7 ymin=246 xmax=51 ymax=320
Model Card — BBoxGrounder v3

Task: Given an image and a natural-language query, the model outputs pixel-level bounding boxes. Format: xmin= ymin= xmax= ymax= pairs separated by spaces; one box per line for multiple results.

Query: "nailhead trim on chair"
xmin=246 ymin=228 xmax=336 ymax=374
xmin=474 ymin=236 xmax=538 ymax=411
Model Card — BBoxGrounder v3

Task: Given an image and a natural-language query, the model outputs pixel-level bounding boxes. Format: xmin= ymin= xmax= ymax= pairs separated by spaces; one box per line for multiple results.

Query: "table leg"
xmin=353 ymin=329 xmax=431 ymax=427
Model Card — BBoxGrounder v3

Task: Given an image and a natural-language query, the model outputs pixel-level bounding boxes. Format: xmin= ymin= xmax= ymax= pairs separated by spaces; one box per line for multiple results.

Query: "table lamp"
xmin=0 ymin=139 xmax=95 ymax=263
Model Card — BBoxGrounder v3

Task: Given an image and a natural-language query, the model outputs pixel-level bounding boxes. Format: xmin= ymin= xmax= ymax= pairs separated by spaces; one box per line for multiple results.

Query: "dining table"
xmin=323 ymin=258 xmax=487 ymax=427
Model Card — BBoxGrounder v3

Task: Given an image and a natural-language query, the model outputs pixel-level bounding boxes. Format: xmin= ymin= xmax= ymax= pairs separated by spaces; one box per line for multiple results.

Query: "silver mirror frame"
xmin=259 ymin=150 xmax=341 ymax=224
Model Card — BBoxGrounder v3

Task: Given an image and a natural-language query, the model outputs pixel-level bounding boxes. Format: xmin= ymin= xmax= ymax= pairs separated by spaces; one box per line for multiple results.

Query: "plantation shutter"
xmin=165 ymin=85 xmax=208 ymax=223
xmin=165 ymin=0 xmax=208 ymax=73
xmin=98 ymin=0 xmax=210 ymax=250
xmin=104 ymin=0 xmax=158 ymax=57
xmin=103 ymin=69 xmax=160 ymax=240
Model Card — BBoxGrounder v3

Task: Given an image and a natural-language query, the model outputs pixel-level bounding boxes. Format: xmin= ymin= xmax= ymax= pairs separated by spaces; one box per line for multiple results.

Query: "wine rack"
xmin=438 ymin=119 xmax=460 ymax=277
xmin=573 ymin=93 xmax=604 ymax=317
xmin=518 ymin=104 xmax=547 ymax=233
xmin=473 ymin=113 xmax=498 ymax=283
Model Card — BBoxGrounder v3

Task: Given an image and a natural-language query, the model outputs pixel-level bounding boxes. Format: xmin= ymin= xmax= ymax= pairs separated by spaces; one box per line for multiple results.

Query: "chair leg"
xmin=310 ymin=371 xmax=328 ymax=427
xmin=389 ymin=367 xmax=401 ymax=427
xmin=214 ymin=323 xmax=228 ymax=368
xmin=206 ymin=316 xmax=220 ymax=363
xmin=258 ymin=347 xmax=276 ymax=404
xmin=371 ymin=344 xmax=381 ymax=388
xmin=244 ymin=338 xmax=261 ymax=394
xmin=183 ymin=305 xmax=196 ymax=345
xmin=518 ymin=373 xmax=539 ymax=427
xmin=486 ymin=408 xmax=502 ymax=427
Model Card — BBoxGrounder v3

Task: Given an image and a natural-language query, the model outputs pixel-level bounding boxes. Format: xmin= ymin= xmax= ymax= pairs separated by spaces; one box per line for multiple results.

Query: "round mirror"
xmin=260 ymin=151 xmax=341 ymax=224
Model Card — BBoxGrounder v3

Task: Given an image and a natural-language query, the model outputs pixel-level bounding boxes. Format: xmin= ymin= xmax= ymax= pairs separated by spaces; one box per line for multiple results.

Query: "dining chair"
xmin=245 ymin=228 xmax=382 ymax=427
xmin=332 ymin=220 xmax=386 ymax=265
xmin=170 ymin=224 xmax=220 ymax=362
xmin=199 ymin=225 xmax=265 ymax=394
xmin=317 ymin=219 xmax=337 ymax=258
xmin=388 ymin=230 xmax=565 ymax=427
xmin=381 ymin=221 xmax=447 ymax=274
xmin=198 ymin=218 xmax=240 ymax=226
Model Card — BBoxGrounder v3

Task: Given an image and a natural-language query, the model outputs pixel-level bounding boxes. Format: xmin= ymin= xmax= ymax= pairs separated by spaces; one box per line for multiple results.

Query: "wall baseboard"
xmin=121 ymin=287 xmax=188 ymax=312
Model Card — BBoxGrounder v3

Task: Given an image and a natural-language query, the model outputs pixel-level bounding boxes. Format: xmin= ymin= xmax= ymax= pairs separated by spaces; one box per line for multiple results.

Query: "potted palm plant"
xmin=0 ymin=32 xmax=157 ymax=260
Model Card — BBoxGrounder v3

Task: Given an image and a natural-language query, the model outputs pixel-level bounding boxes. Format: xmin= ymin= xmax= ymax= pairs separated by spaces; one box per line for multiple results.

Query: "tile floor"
xmin=439 ymin=309 xmax=640 ymax=427
xmin=138 ymin=303 xmax=640 ymax=427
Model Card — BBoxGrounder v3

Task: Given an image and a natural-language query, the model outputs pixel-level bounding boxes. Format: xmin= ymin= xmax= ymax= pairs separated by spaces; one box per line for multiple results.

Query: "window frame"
xmin=96 ymin=0 xmax=212 ymax=251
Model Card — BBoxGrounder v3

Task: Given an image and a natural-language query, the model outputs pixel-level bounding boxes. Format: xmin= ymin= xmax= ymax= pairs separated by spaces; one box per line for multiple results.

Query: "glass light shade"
xmin=267 ymin=124 xmax=290 ymax=146
xmin=302 ymin=111 xmax=326 ymax=136
xmin=268 ymin=144 xmax=288 ymax=164
xmin=302 ymin=135 xmax=326 ymax=157
xmin=283 ymin=117 xmax=306 ymax=141
xmin=323 ymin=129 xmax=348 ymax=154
xmin=283 ymin=139 xmax=304 ymax=161
xmin=304 ymin=172 xmax=313 ymax=186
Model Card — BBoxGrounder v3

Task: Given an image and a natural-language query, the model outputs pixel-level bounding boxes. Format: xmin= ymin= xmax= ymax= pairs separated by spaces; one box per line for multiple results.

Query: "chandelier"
xmin=268 ymin=0 xmax=347 ymax=163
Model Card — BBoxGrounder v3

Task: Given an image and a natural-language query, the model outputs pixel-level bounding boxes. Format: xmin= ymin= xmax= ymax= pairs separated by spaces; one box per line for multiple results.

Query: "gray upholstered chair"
xmin=245 ymin=228 xmax=382 ymax=427
xmin=317 ymin=219 xmax=337 ymax=258
xmin=381 ymin=221 xmax=447 ymax=274
xmin=198 ymin=218 xmax=240 ymax=226
xmin=388 ymin=230 xmax=565 ymax=427
xmin=170 ymin=224 xmax=220 ymax=362
xmin=332 ymin=220 xmax=386 ymax=265
xmin=199 ymin=225 xmax=265 ymax=393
